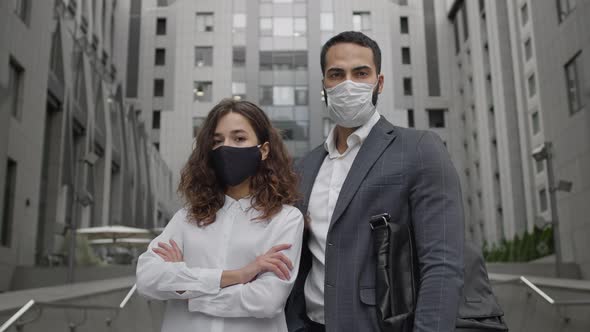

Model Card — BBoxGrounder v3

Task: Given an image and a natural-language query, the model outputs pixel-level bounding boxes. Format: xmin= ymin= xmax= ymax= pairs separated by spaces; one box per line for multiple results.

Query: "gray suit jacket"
xmin=286 ymin=116 xmax=465 ymax=332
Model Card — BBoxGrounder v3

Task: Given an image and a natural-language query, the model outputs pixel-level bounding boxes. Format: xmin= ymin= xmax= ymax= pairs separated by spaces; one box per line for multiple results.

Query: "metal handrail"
xmin=519 ymin=276 xmax=590 ymax=307
xmin=0 ymin=300 xmax=35 ymax=332
xmin=0 ymin=284 xmax=137 ymax=332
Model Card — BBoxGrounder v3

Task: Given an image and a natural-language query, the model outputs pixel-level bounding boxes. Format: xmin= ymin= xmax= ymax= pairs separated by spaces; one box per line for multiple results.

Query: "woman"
xmin=136 ymin=99 xmax=304 ymax=332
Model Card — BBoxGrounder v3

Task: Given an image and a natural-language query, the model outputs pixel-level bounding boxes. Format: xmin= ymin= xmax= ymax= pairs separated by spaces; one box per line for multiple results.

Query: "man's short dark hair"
xmin=320 ymin=31 xmax=382 ymax=76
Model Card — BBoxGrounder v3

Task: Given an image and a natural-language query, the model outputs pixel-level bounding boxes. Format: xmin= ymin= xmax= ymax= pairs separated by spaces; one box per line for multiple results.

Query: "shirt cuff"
xmin=193 ymin=266 xmax=222 ymax=294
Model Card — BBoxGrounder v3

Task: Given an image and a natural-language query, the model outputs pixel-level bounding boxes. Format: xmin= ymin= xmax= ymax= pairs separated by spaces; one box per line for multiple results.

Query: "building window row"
xmin=259 ymin=86 xmax=308 ymax=106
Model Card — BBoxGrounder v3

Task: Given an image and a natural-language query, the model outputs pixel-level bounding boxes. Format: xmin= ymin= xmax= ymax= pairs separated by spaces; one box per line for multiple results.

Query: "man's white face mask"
xmin=325 ymin=80 xmax=379 ymax=128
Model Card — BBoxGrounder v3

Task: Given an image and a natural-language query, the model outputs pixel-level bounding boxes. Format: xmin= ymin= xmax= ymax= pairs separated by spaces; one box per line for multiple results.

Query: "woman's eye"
xmin=235 ymin=137 xmax=246 ymax=142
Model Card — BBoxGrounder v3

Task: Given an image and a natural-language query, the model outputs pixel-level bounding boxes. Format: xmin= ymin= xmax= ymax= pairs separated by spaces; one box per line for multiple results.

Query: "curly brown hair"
xmin=178 ymin=98 xmax=301 ymax=226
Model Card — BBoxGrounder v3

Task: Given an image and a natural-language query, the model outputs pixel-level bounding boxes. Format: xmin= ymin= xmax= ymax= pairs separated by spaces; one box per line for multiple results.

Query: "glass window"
xmin=260 ymin=51 xmax=273 ymax=70
xmin=273 ymin=17 xmax=293 ymax=36
xmin=154 ymin=79 xmax=165 ymax=97
xmin=294 ymin=18 xmax=307 ymax=36
xmin=539 ymin=188 xmax=548 ymax=212
xmin=353 ymin=12 xmax=371 ymax=32
xmin=565 ymin=52 xmax=584 ymax=114
xmin=155 ymin=48 xmax=166 ymax=66
xmin=260 ymin=51 xmax=307 ymax=71
xmin=152 ymin=110 xmax=161 ymax=129
xmin=8 ymin=57 xmax=25 ymax=120
xmin=407 ymin=109 xmax=414 ymax=128
xmin=461 ymin=3 xmax=468 ymax=40
xmin=232 ymin=82 xmax=246 ymax=100
xmin=557 ymin=0 xmax=577 ymax=22
xmin=403 ymin=77 xmax=412 ymax=96
xmin=233 ymin=47 xmax=246 ymax=67
xmin=193 ymin=81 xmax=213 ymax=102
xmin=195 ymin=47 xmax=213 ymax=67
xmin=295 ymin=86 xmax=308 ymax=105
xmin=196 ymin=12 xmax=214 ymax=32
xmin=14 ymin=0 xmax=30 ymax=24
xmin=260 ymin=18 xmax=273 ymax=36
xmin=536 ymin=158 xmax=545 ymax=173
xmin=1 ymin=158 xmax=17 ymax=247
xmin=402 ymin=47 xmax=411 ymax=64
xmin=193 ymin=117 xmax=205 ymax=138
xmin=521 ymin=3 xmax=528 ymax=25
xmin=156 ymin=18 xmax=167 ymax=35
xmin=259 ymin=86 xmax=273 ymax=105
xmin=273 ymin=87 xmax=295 ymax=105
xmin=532 ymin=111 xmax=540 ymax=133
xmin=233 ymin=13 xmax=246 ymax=29
xmin=524 ymin=38 xmax=532 ymax=61
xmin=427 ymin=109 xmax=446 ymax=128
xmin=453 ymin=18 xmax=460 ymax=53
xmin=320 ymin=13 xmax=334 ymax=31
xmin=293 ymin=51 xmax=308 ymax=70
xmin=528 ymin=74 xmax=536 ymax=97
xmin=400 ymin=16 xmax=409 ymax=34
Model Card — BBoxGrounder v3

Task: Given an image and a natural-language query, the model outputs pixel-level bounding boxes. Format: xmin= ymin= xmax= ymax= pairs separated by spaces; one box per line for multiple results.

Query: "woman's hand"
xmin=153 ymin=240 xmax=186 ymax=294
xmin=239 ymin=244 xmax=294 ymax=283
xmin=153 ymin=239 xmax=183 ymax=262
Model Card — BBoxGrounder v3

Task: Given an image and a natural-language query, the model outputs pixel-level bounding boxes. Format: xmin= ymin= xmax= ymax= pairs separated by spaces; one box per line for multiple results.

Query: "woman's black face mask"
xmin=211 ymin=145 xmax=262 ymax=187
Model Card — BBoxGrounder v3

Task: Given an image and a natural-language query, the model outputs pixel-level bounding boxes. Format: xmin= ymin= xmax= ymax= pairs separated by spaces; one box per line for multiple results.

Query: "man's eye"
xmin=358 ymin=72 xmax=368 ymax=77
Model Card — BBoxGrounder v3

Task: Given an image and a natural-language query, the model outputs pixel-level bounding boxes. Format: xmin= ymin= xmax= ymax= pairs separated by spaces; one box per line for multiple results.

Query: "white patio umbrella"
xmin=151 ymin=227 xmax=165 ymax=236
xmin=89 ymin=237 xmax=152 ymax=249
xmin=76 ymin=225 xmax=151 ymax=241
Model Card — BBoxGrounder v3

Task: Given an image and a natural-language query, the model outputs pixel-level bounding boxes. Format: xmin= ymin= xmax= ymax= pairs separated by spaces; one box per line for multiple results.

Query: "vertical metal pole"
xmin=67 ymin=158 xmax=79 ymax=283
xmin=545 ymin=142 xmax=563 ymax=278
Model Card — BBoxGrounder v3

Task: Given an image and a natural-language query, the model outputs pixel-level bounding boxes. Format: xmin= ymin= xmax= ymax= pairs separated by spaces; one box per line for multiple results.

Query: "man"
xmin=286 ymin=31 xmax=464 ymax=332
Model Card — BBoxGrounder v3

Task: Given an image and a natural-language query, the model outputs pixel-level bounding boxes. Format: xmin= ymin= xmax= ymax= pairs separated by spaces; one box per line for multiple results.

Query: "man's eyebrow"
xmin=352 ymin=65 xmax=372 ymax=71
xmin=326 ymin=67 xmax=345 ymax=73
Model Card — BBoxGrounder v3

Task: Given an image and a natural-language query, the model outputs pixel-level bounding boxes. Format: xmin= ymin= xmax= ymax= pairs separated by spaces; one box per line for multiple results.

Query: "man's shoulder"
xmin=375 ymin=117 xmax=430 ymax=146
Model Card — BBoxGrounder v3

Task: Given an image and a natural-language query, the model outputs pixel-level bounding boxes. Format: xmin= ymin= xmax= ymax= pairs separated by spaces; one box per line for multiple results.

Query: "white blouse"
xmin=136 ymin=196 xmax=304 ymax=332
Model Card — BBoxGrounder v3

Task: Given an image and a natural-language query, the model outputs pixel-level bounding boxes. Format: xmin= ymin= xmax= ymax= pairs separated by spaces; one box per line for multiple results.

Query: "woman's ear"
xmin=260 ymin=142 xmax=270 ymax=161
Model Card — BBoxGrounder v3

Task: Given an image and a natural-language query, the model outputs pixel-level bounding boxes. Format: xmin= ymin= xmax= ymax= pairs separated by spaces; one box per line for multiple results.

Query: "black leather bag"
xmin=369 ymin=213 xmax=509 ymax=332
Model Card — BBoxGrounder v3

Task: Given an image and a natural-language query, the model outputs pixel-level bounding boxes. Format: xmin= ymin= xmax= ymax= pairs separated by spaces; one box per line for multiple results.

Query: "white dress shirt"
xmin=304 ymin=111 xmax=381 ymax=324
xmin=136 ymin=196 xmax=304 ymax=332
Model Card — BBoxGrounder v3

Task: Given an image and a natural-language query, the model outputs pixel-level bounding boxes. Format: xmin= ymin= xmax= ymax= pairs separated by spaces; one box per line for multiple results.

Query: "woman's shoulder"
xmin=167 ymin=207 xmax=191 ymax=227
xmin=273 ymin=204 xmax=304 ymax=225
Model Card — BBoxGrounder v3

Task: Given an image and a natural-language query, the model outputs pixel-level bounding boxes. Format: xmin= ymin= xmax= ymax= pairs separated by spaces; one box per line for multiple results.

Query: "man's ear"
xmin=377 ymin=74 xmax=384 ymax=93
xmin=260 ymin=142 xmax=270 ymax=161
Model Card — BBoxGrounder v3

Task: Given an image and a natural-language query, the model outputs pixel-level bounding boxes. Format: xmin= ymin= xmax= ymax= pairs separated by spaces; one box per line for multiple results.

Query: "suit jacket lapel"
xmin=299 ymin=145 xmax=328 ymax=216
xmin=329 ymin=117 xmax=397 ymax=231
